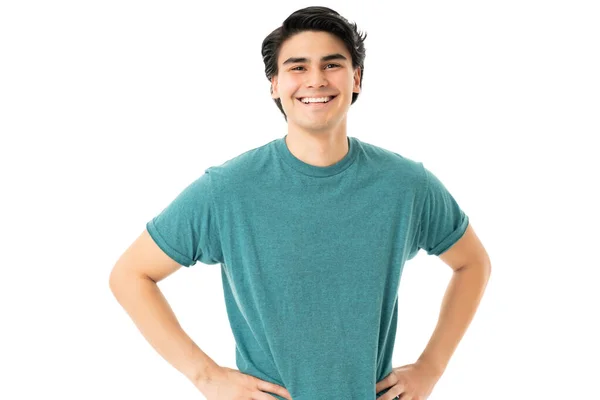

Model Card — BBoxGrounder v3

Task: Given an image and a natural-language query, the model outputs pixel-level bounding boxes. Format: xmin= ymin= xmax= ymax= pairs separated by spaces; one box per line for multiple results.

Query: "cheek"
xmin=279 ymin=79 xmax=301 ymax=98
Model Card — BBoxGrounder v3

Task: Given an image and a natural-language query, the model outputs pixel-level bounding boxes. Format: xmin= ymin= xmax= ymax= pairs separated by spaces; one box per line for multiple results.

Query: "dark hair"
xmin=261 ymin=6 xmax=367 ymax=121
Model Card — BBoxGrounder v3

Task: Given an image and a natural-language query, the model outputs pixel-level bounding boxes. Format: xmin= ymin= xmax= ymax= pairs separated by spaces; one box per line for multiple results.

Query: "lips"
xmin=296 ymin=95 xmax=337 ymax=104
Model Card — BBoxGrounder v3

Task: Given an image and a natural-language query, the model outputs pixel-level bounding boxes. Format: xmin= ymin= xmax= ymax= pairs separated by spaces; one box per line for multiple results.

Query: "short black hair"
xmin=261 ymin=6 xmax=368 ymax=121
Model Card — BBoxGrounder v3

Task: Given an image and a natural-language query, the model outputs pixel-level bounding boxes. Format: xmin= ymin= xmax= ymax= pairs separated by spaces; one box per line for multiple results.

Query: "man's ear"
xmin=353 ymin=67 xmax=361 ymax=94
xmin=271 ymin=76 xmax=279 ymax=99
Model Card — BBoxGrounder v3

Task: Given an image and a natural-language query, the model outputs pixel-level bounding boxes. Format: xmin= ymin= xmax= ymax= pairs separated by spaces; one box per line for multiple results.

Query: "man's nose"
xmin=305 ymin=68 xmax=328 ymax=87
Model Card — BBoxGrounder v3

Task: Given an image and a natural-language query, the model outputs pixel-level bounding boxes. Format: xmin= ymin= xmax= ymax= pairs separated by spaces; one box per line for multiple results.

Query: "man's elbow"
xmin=108 ymin=265 xmax=150 ymax=295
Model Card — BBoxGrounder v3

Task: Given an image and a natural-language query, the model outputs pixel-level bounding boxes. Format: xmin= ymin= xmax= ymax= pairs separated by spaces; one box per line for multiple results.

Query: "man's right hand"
xmin=195 ymin=365 xmax=292 ymax=400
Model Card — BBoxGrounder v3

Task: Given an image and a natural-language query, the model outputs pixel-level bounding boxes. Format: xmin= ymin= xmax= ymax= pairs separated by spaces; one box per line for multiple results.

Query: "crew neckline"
xmin=275 ymin=134 xmax=358 ymax=177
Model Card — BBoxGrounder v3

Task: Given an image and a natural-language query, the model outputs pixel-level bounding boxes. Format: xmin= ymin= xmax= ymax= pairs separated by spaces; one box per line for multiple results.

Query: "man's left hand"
xmin=375 ymin=359 xmax=442 ymax=399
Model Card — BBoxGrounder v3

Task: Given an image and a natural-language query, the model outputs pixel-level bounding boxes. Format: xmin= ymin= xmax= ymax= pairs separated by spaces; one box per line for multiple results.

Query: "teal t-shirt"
xmin=146 ymin=135 xmax=469 ymax=400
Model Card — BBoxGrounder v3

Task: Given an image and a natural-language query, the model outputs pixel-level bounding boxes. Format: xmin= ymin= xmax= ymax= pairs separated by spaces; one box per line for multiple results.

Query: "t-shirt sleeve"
xmin=416 ymin=164 xmax=470 ymax=256
xmin=145 ymin=170 xmax=223 ymax=267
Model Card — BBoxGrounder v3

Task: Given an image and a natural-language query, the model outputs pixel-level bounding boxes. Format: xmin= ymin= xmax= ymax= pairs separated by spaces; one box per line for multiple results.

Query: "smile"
xmin=296 ymin=95 xmax=337 ymax=105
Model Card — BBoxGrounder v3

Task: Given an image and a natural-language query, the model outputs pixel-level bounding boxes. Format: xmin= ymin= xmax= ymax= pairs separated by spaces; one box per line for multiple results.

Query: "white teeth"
xmin=300 ymin=96 xmax=333 ymax=104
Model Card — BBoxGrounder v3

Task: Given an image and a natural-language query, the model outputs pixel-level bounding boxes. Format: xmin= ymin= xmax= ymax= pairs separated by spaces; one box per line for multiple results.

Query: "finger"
xmin=393 ymin=381 xmax=406 ymax=394
xmin=254 ymin=390 xmax=287 ymax=400
xmin=255 ymin=379 xmax=292 ymax=400
xmin=376 ymin=373 xmax=395 ymax=393
xmin=389 ymin=382 xmax=407 ymax=400
xmin=255 ymin=390 xmax=293 ymax=400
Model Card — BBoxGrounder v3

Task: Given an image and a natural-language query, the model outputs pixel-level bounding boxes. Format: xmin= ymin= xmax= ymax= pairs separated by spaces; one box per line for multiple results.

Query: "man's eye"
xmin=291 ymin=64 xmax=340 ymax=71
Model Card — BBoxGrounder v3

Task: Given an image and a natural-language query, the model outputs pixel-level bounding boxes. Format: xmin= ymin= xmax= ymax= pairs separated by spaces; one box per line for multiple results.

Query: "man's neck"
xmin=285 ymin=123 xmax=349 ymax=168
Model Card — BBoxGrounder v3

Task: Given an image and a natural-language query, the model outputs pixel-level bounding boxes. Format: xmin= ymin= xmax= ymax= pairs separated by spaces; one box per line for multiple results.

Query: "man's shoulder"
xmin=204 ymin=138 xmax=277 ymax=183
xmin=355 ymin=137 xmax=425 ymax=177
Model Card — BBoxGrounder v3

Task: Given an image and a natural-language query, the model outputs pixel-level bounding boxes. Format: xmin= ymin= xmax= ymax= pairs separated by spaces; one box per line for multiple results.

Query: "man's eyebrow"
xmin=282 ymin=53 xmax=348 ymax=65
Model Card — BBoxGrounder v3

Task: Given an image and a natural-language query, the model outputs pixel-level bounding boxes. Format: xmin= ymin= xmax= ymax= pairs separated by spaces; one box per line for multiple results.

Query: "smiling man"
xmin=268 ymin=27 xmax=362 ymax=170
xmin=109 ymin=6 xmax=491 ymax=400
xmin=271 ymin=30 xmax=360 ymax=154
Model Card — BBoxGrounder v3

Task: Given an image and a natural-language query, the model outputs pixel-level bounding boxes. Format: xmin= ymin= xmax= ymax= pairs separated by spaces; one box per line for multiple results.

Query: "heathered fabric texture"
xmin=146 ymin=135 xmax=469 ymax=399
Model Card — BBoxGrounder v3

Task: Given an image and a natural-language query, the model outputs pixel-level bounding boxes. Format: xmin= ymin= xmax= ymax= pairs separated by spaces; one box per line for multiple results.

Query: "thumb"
xmin=254 ymin=378 xmax=292 ymax=399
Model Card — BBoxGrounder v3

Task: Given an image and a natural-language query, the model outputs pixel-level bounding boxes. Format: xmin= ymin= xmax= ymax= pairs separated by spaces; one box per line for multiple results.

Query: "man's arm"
xmin=416 ymin=222 xmax=492 ymax=376
xmin=108 ymin=229 xmax=220 ymax=386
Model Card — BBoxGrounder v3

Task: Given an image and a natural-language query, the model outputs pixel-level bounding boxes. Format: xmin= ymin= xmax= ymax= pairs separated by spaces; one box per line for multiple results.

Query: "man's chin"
xmin=296 ymin=122 xmax=332 ymax=133
xmin=294 ymin=116 xmax=337 ymax=127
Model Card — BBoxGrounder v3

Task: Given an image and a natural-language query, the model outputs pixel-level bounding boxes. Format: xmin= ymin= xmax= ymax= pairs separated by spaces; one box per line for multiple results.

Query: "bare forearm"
xmin=417 ymin=263 xmax=491 ymax=375
xmin=109 ymin=272 xmax=219 ymax=385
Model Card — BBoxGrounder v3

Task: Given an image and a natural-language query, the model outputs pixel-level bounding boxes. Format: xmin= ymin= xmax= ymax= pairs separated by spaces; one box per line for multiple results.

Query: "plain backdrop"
xmin=1 ymin=0 xmax=598 ymax=399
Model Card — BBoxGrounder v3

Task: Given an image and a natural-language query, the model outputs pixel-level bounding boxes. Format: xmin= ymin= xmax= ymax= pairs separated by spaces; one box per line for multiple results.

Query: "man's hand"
xmin=375 ymin=360 xmax=442 ymax=400
xmin=195 ymin=365 xmax=292 ymax=400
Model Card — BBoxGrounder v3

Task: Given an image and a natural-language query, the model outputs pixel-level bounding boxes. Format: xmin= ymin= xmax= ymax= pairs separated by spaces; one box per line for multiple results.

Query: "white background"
xmin=1 ymin=0 xmax=598 ymax=399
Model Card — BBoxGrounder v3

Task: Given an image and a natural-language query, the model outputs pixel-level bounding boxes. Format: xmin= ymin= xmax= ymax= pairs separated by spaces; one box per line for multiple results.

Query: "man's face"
xmin=271 ymin=30 xmax=361 ymax=133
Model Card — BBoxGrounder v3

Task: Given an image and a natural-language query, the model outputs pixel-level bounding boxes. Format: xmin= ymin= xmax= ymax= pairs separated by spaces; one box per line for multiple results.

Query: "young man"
xmin=109 ymin=6 xmax=491 ymax=400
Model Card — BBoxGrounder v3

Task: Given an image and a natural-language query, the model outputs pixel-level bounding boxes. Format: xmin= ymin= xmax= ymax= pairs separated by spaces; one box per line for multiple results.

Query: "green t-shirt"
xmin=146 ymin=135 xmax=469 ymax=399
